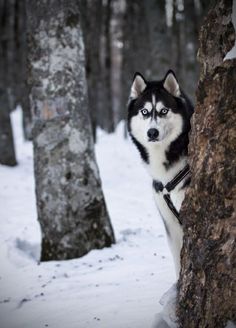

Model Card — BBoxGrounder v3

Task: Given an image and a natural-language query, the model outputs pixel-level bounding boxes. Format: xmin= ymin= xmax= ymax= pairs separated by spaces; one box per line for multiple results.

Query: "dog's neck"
xmin=145 ymin=132 xmax=189 ymax=185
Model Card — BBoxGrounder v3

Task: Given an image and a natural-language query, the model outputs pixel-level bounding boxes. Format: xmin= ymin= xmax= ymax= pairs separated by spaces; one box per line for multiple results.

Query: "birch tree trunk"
xmin=27 ymin=0 xmax=115 ymax=261
xmin=177 ymin=1 xmax=236 ymax=327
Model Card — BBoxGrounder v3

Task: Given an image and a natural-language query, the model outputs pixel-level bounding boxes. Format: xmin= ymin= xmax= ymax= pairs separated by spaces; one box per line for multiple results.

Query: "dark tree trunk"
xmin=171 ymin=0 xmax=188 ymax=96
xmin=0 ymin=0 xmax=17 ymax=166
xmin=144 ymin=0 xmax=171 ymax=80
xmin=80 ymin=0 xmax=103 ymax=140
xmin=110 ymin=0 xmax=125 ymax=126
xmin=0 ymin=106 xmax=17 ymax=166
xmin=121 ymin=0 xmax=151 ymax=121
xmin=27 ymin=0 xmax=115 ymax=261
xmin=14 ymin=0 xmax=32 ymax=140
xmin=100 ymin=0 xmax=114 ymax=133
xmin=80 ymin=0 xmax=114 ymax=139
xmin=177 ymin=1 xmax=236 ymax=327
xmin=183 ymin=0 xmax=199 ymax=101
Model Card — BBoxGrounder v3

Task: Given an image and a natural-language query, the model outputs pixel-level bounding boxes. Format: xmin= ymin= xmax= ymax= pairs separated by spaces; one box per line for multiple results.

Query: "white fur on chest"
xmin=144 ymin=143 xmax=187 ymax=276
xmin=145 ymin=141 xmax=187 ymax=185
xmin=154 ymin=190 xmax=183 ymax=276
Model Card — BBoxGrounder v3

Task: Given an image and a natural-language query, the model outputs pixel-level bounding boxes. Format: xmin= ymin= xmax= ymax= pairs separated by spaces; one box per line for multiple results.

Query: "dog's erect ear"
xmin=163 ymin=70 xmax=180 ymax=97
xmin=130 ymin=72 xmax=147 ymax=100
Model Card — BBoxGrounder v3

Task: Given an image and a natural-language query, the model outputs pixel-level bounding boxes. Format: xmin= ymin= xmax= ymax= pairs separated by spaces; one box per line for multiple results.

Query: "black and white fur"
xmin=127 ymin=70 xmax=193 ymax=276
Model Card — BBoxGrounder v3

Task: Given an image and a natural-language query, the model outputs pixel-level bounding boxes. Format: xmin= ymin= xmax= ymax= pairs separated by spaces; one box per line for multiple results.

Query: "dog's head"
xmin=127 ymin=70 xmax=193 ymax=147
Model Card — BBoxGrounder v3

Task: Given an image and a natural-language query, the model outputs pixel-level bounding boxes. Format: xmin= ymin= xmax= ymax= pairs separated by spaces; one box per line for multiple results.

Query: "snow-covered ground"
xmin=0 ymin=108 xmax=175 ymax=328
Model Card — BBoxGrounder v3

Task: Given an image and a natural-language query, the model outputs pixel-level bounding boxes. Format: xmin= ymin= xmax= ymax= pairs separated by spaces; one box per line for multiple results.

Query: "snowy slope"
xmin=0 ymin=108 xmax=175 ymax=328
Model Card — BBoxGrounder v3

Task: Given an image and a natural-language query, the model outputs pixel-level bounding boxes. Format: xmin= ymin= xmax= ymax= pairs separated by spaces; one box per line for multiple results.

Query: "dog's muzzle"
xmin=147 ymin=128 xmax=159 ymax=141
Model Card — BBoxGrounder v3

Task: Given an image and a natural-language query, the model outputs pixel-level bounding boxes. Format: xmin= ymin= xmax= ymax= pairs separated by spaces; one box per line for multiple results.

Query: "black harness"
xmin=153 ymin=165 xmax=190 ymax=225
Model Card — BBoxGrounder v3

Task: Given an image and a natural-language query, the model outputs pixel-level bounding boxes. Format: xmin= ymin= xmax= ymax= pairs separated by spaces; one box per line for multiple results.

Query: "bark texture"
xmin=178 ymin=1 xmax=236 ymax=327
xmin=27 ymin=0 xmax=115 ymax=261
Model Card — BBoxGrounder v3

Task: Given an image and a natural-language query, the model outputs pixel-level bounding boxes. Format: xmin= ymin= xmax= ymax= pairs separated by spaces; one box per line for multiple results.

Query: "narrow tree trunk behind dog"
xmin=80 ymin=0 xmax=102 ymax=140
xmin=26 ymin=0 xmax=115 ymax=261
xmin=0 ymin=0 xmax=17 ymax=166
xmin=144 ymin=0 xmax=171 ymax=80
xmin=80 ymin=0 xmax=114 ymax=139
xmin=14 ymin=0 xmax=32 ymax=141
xmin=100 ymin=0 xmax=115 ymax=134
xmin=121 ymin=0 xmax=151 ymax=122
xmin=177 ymin=1 xmax=236 ymax=327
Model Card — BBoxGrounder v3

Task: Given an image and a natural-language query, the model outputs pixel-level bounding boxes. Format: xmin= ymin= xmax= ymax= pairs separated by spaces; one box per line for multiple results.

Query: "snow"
xmin=0 ymin=108 xmax=176 ymax=328
xmin=152 ymin=284 xmax=177 ymax=328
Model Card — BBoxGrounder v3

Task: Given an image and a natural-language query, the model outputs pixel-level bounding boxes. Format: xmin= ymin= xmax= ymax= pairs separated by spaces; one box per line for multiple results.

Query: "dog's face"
xmin=128 ymin=71 xmax=189 ymax=147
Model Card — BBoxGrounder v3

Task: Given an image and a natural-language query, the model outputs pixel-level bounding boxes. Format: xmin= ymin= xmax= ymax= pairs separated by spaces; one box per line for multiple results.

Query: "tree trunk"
xmin=183 ymin=0 xmax=199 ymax=101
xmin=79 ymin=0 xmax=103 ymax=140
xmin=14 ymin=0 xmax=32 ymax=140
xmin=99 ymin=0 xmax=114 ymax=133
xmin=121 ymin=0 xmax=151 ymax=121
xmin=172 ymin=0 xmax=186 ymax=93
xmin=0 ymin=106 xmax=17 ymax=166
xmin=80 ymin=0 xmax=114 ymax=139
xmin=144 ymin=0 xmax=171 ymax=81
xmin=27 ymin=0 xmax=115 ymax=261
xmin=177 ymin=1 xmax=236 ymax=327
xmin=110 ymin=0 xmax=125 ymax=126
xmin=0 ymin=0 xmax=17 ymax=166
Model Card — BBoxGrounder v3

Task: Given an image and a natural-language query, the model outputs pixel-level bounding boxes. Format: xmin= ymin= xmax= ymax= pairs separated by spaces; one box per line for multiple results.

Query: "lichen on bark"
xmin=27 ymin=0 xmax=115 ymax=261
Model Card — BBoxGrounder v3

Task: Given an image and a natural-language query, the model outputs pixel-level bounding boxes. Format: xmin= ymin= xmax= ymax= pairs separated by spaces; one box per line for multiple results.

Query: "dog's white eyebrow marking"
xmin=151 ymin=94 xmax=157 ymax=119
xmin=152 ymin=94 xmax=156 ymax=108
xmin=155 ymin=101 xmax=164 ymax=112
xmin=143 ymin=102 xmax=152 ymax=111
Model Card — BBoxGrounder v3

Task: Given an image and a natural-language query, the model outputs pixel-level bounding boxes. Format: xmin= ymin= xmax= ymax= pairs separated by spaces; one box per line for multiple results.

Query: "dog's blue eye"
xmin=160 ymin=108 xmax=168 ymax=115
xmin=141 ymin=109 xmax=148 ymax=116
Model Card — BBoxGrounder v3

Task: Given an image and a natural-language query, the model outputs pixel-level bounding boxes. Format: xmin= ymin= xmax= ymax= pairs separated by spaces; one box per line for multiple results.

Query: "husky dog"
xmin=127 ymin=70 xmax=194 ymax=276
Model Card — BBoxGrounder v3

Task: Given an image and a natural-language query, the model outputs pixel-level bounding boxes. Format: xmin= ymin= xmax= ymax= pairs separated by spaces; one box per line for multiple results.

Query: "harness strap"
xmin=163 ymin=194 xmax=182 ymax=224
xmin=153 ymin=164 xmax=190 ymax=225
xmin=165 ymin=165 xmax=190 ymax=193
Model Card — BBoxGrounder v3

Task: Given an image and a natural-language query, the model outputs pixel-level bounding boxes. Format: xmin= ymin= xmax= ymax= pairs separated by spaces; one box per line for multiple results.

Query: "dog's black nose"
xmin=147 ymin=128 xmax=159 ymax=140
